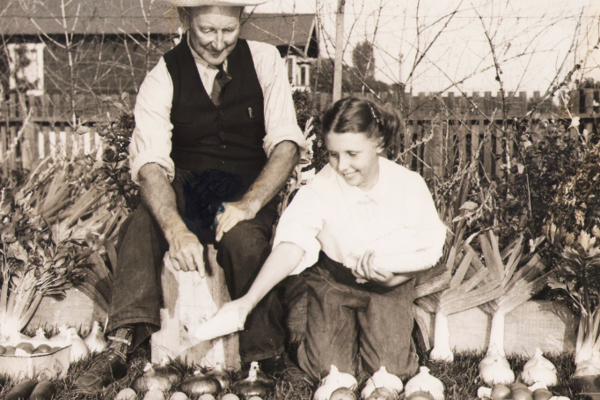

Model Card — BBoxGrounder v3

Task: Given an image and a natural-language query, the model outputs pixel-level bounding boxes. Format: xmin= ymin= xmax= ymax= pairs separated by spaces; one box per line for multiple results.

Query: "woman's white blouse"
xmin=273 ymin=157 xmax=448 ymax=275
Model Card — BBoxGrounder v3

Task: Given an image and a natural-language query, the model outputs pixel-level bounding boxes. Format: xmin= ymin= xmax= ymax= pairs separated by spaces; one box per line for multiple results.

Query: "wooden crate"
xmin=150 ymin=245 xmax=240 ymax=369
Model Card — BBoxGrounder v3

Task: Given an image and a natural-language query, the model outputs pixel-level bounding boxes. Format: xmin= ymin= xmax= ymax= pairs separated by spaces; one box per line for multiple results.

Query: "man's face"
xmin=188 ymin=6 xmax=241 ymax=66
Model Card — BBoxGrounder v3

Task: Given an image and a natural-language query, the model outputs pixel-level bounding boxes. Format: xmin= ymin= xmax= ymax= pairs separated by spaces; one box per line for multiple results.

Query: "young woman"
xmin=216 ymin=96 xmax=447 ymax=380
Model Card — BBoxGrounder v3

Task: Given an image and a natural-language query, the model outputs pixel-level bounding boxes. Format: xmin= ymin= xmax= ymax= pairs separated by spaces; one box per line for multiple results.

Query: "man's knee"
xmin=219 ymin=221 xmax=270 ymax=259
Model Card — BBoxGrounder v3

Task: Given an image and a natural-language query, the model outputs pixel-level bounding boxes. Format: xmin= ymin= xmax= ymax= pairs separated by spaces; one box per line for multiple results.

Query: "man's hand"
xmin=164 ymin=228 xmax=205 ymax=276
xmin=215 ymin=200 xmax=259 ymax=242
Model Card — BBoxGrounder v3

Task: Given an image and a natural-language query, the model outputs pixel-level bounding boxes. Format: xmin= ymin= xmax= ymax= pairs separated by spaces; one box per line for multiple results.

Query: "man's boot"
xmin=72 ymin=325 xmax=133 ymax=394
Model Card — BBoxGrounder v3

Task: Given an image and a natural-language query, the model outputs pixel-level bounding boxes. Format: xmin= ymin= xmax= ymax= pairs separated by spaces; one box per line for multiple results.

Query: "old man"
xmin=74 ymin=0 xmax=306 ymax=393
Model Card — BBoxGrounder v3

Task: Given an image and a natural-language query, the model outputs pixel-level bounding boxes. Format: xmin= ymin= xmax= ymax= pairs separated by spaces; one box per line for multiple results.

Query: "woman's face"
xmin=325 ymin=131 xmax=382 ymax=191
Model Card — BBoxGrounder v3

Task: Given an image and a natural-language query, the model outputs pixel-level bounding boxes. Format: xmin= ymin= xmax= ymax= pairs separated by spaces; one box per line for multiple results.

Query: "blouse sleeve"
xmin=272 ymin=185 xmax=326 ymax=275
xmin=395 ymin=175 xmax=447 ymax=272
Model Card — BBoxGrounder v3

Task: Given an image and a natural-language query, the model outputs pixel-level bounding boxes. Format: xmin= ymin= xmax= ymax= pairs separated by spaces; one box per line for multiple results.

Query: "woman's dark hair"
xmin=321 ymin=96 xmax=401 ymax=159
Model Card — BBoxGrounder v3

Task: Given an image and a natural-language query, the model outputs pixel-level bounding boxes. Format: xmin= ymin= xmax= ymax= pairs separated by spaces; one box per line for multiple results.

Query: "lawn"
xmin=0 ymin=341 xmax=588 ymax=400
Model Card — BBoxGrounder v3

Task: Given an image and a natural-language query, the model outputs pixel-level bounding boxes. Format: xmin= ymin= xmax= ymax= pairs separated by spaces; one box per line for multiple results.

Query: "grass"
xmin=0 ymin=341 xmax=592 ymax=400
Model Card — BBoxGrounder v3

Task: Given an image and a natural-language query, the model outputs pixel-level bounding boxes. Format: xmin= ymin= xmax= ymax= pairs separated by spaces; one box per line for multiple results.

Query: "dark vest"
xmin=164 ymin=37 xmax=268 ymax=192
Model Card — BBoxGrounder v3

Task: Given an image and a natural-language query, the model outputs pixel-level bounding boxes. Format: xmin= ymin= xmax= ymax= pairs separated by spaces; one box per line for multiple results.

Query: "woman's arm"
xmin=351 ymin=250 xmax=418 ymax=288
xmin=210 ymin=242 xmax=306 ymax=327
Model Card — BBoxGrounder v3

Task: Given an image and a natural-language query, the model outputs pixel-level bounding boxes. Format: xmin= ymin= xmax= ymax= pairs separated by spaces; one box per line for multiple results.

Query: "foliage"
xmin=352 ymin=41 xmax=375 ymax=82
xmin=310 ymin=57 xmax=391 ymax=96
xmin=0 ymin=160 xmax=117 ymax=338
xmin=93 ymin=94 xmax=140 ymax=213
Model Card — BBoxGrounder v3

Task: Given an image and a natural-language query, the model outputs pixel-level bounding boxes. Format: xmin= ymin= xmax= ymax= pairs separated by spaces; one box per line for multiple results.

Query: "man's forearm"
xmin=138 ymin=163 xmax=187 ymax=242
xmin=241 ymin=140 xmax=300 ymax=213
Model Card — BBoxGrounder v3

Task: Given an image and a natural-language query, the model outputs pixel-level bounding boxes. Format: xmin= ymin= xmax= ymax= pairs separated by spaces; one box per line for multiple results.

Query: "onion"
xmin=67 ymin=327 xmax=90 ymax=362
xmin=133 ymin=360 xmax=182 ymax=393
xmin=181 ymin=371 xmax=221 ymax=397
xmin=170 ymin=392 xmax=190 ymax=400
xmin=198 ymin=394 xmax=215 ymax=400
xmin=49 ymin=325 xmax=69 ymax=344
xmin=221 ymin=394 xmax=240 ymax=400
xmin=521 ymin=349 xmax=557 ymax=387
xmin=115 ymin=388 xmax=138 ymax=400
xmin=31 ymin=328 xmax=50 ymax=347
xmin=231 ymin=369 xmax=272 ymax=398
xmin=361 ymin=366 xmax=403 ymax=398
xmin=204 ymin=363 xmax=232 ymax=390
xmin=404 ymin=367 xmax=444 ymax=400
xmin=144 ymin=389 xmax=166 ymax=400
xmin=479 ymin=345 xmax=515 ymax=386
xmin=313 ymin=382 xmax=342 ymax=400
xmin=322 ymin=365 xmax=358 ymax=390
xmin=84 ymin=321 xmax=107 ymax=354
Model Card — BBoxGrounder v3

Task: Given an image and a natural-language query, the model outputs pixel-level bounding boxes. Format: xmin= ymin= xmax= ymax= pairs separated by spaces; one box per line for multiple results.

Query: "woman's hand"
xmin=212 ymin=297 xmax=256 ymax=331
xmin=351 ymin=250 xmax=411 ymax=287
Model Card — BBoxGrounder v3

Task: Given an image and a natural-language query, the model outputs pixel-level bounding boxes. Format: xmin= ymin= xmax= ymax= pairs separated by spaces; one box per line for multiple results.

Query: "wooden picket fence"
xmin=1 ymin=88 xmax=599 ymax=179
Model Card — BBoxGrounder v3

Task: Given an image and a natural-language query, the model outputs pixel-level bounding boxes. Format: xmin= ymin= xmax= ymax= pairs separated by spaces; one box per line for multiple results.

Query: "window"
xmin=7 ymin=43 xmax=45 ymax=96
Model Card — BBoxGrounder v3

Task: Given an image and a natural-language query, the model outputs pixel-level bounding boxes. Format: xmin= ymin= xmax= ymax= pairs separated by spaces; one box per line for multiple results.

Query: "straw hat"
xmin=162 ymin=0 xmax=267 ymax=6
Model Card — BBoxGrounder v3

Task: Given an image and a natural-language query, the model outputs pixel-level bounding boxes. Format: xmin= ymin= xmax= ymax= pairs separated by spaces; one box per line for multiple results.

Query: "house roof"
xmin=0 ymin=0 xmax=317 ymax=51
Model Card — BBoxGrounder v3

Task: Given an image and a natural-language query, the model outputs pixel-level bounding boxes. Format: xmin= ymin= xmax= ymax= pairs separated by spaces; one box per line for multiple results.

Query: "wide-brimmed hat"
xmin=161 ymin=0 xmax=267 ymax=6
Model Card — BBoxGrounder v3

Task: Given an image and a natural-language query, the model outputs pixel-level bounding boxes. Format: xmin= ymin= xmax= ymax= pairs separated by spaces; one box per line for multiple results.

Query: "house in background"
xmin=0 ymin=0 xmax=319 ymax=121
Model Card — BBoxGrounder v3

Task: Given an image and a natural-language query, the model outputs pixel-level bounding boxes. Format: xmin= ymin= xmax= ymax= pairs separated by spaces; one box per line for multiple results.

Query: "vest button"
xmin=220 ymin=145 xmax=226 ymax=150
xmin=220 ymin=160 xmax=225 ymax=164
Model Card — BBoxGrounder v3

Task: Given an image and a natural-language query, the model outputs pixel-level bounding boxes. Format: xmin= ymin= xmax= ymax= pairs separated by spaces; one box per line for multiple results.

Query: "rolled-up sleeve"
xmin=273 ymin=186 xmax=325 ymax=274
xmin=249 ymin=41 xmax=308 ymax=156
xmin=129 ymin=58 xmax=176 ymax=184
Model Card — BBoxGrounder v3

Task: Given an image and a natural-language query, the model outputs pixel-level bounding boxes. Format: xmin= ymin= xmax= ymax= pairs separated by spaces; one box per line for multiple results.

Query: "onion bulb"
xmin=84 ymin=321 xmax=107 ymax=354
xmin=204 ymin=363 xmax=232 ymax=390
xmin=404 ymin=367 xmax=444 ymax=400
xmin=169 ymin=392 xmax=190 ymax=400
xmin=181 ymin=371 xmax=221 ymax=397
xmin=133 ymin=359 xmax=182 ymax=393
xmin=50 ymin=325 xmax=69 ymax=344
xmin=321 ymin=365 xmax=358 ymax=390
xmin=479 ymin=345 xmax=514 ymax=386
xmin=231 ymin=369 xmax=272 ymax=398
xmin=144 ymin=389 xmax=166 ymax=400
xmin=67 ymin=327 xmax=90 ymax=362
xmin=31 ymin=328 xmax=50 ymax=347
xmin=520 ymin=348 xmax=557 ymax=387
xmin=360 ymin=366 xmax=403 ymax=398
xmin=313 ymin=381 xmax=343 ymax=400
